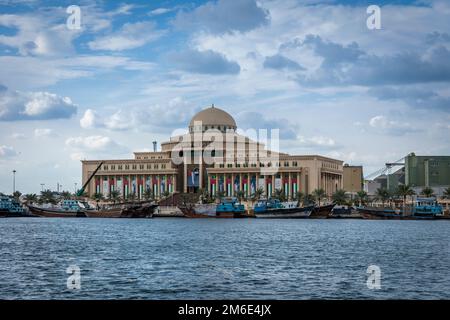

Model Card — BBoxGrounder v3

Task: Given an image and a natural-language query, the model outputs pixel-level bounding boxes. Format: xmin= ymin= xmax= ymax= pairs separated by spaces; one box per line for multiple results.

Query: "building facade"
xmin=343 ymin=165 xmax=363 ymax=194
xmin=405 ymin=153 xmax=450 ymax=196
xmin=81 ymin=106 xmax=344 ymax=199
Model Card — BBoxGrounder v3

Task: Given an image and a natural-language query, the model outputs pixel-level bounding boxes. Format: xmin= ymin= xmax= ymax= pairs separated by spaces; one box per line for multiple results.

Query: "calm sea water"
xmin=0 ymin=218 xmax=449 ymax=299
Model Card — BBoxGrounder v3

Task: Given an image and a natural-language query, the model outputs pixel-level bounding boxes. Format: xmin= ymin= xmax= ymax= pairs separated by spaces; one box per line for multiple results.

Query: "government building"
xmin=81 ymin=106 xmax=344 ymax=199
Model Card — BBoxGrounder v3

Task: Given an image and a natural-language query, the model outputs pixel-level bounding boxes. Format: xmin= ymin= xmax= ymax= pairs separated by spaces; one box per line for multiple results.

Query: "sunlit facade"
xmin=81 ymin=106 xmax=344 ymax=198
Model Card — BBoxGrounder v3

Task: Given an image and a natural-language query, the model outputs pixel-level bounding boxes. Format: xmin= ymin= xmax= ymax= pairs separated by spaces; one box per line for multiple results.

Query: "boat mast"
xmin=76 ymin=161 xmax=104 ymax=197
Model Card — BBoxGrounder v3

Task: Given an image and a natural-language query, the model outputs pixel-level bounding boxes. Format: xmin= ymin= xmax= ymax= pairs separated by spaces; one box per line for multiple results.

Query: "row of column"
xmin=94 ymin=174 xmax=177 ymax=199
xmin=207 ymin=172 xmax=302 ymax=199
xmin=321 ymin=172 xmax=342 ymax=195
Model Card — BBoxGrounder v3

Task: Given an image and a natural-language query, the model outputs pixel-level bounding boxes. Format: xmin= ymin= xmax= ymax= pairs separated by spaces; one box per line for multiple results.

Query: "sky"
xmin=0 ymin=0 xmax=449 ymax=194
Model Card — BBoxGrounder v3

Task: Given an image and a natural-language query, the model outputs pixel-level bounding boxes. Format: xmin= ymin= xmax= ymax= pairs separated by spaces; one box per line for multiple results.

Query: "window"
xmin=118 ymin=165 xmax=123 ymax=170
xmin=103 ymin=165 xmax=108 ymax=170
xmin=139 ymin=164 xmax=144 ymax=170
xmin=154 ymin=164 xmax=159 ymax=169
xmin=132 ymin=165 xmax=137 ymax=170
xmin=125 ymin=165 xmax=130 ymax=170
xmin=227 ymin=163 xmax=232 ymax=168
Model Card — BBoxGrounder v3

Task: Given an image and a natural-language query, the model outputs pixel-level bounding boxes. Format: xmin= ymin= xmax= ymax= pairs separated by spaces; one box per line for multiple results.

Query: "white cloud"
xmin=0 ymin=145 xmax=18 ymax=158
xmin=79 ymin=97 xmax=197 ymax=132
xmin=149 ymin=8 xmax=173 ymax=16
xmin=11 ymin=133 xmax=27 ymax=139
xmin=369 ymin=115 xmax=419 ymax=136
xmin=34 ymin=128 xmax=57 ymax=138
xmin=65 ymin=135 xmax=122 ymax=152
xmin=80 ymin=109 xmax=100 ymax=129
xmin=298 ymin=135 xmax=338 ymax=149
xmin=0 ymin=13 xmax=77 ymax=57
xmin=0 ymin=88 xmax=77 ymax=121
xmin=88 ymin=21 xmax=164 ymax=51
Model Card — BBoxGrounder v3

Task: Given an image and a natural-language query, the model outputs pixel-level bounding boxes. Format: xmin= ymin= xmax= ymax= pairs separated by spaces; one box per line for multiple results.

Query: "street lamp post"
xmin=12 ymin=170 xmax=16 ymax=194
xmin=40 ymin=183 xmax=45 ymax=192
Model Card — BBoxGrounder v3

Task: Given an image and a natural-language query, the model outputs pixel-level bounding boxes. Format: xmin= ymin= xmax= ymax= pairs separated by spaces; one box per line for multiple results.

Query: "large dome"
xmin=189 ymin=105 xmax=237 ymax=132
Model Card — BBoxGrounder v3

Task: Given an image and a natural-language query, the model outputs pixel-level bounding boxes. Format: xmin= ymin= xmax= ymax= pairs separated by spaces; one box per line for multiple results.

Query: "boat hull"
xmin=254 ymin=206 xmax=314 ymax=219
xmin=178 ymin=205 xmax=215 ymax=218
xmin=358 ymin=207 xmax=434 ymax=220
xmin=28 ymin=206 xmax=86 ymax=218
xmin=120 ymin=204 xmax=156 ymax=218
xmin=84 ymin=208 xmax=123 ymax=218
xmin=310 ymin=204 xmax=335 ymax=218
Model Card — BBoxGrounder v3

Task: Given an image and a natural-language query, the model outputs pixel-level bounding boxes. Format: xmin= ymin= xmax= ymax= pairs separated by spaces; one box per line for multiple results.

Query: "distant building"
xmin=81 ymin=106 xmax=344 ymax=199
xmin=405 ymin=153 xmax=450 ymax=196
xmin=343 ymin=165 xmax=363 ymax=194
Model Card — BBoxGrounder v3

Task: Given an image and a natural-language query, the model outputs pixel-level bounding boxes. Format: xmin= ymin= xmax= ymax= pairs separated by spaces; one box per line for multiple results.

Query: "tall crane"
xmin=76 ymin=161 xmax=103 ymax=197
xmin=364 ymin=156 xmax=406 ymax=191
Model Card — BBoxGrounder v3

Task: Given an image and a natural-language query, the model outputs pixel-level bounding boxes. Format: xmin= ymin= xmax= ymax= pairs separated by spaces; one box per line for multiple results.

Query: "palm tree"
xmin=23 ymin=193 xmax=38 ymax=205
xmin=250 ymin=187 xmax=264 ymax=205
xmin=294 ymin=191 xmax=304 ymax=207
xmin=128 ymin=192 xmax=137 ymax=202
xmin=303 ymin=194 xmax=315 ymax=206
xmin=375 ymin=188 xmax=390 ymax=208
xmin=420 ymin=187 xmax=435 ymax=198
xmin=60 ymin=191 xmax=72 ymax=199
xmin=355 ymin=190 xmax=368 ymax=207
xmin=332 ymin=189 xmax=348 ymax=205
xmin=216 ymin=190 xmax=226 ymax=200
xmin=109 ymin=190 xmax=121 ymax=204
xmin=162 ymin=190 xmax=171 ymax=199
xmin=312 ymin=188 xmax=326 ymax=207
xmin=143 ymin=189 xmax=154 ymax=201
xmin=236 ymin=190 xmax=245 ymax=204
xmin=13 ymin=191 xmax=22 ymax=201
xmin=40 ymin=189 xmax=56 ymax=204
xmin=443 ymin=187 xmax=450 ymax=199
xmin=396 ymin=184 xmax=415 ymax=209
xmin=272 ymin=189 xmax=286 ymax=202
xmin=92 ymin=192 xmax=104 ymax=206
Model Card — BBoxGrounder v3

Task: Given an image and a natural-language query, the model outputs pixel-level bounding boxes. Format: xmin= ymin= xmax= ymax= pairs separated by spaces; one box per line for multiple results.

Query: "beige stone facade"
xmin=343 ymin=165 xmax=364 ymax=193
xmin=81 ymin=106 xmax=344 ymax=199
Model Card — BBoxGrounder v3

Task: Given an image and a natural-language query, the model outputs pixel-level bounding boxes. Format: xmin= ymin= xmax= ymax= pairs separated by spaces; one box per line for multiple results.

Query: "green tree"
xmin=355 ymin=190 xmax=368 ymax=206
xmin=303 ymin=194 xmax=315 ymax=206
xmin=332 ymin=189 xmax=348 ymax=205
xmin=127 ymin=192 xmax=137 ymax=202
xmin=162 ymin=190 xmax=171 ymax=199
xmin=60 ymin=191 xmax=72 ymax=199
xmin=143 ymin=189 xmax=154 ymax=201
xmin=109 ymin=190 xmax=121 ymax=204
xmin=12 ymin=191 xmax=22 ymax=201
xmin=236 ymin=190 xmax=245 ymax=204
xmin=294 ymin=191 xmax=304 ymax=207
xmin=375 ymin=188 xmax=390 ymax=208
xmin=420 ymin=187 xmax=435 ymax=198
xmin=312 ymin=188 xmax=326 ymax=207
xmin=396 ymin=184 xmax=415 ymax=209
xmin=92 ymin=192 xmax=104 ymax=203
xmin=443 ymin=187 xmax=450 ymax=199
xmin=250 ymin=187 xmax=264 ymax=205
xmin=40 ymin=189 xmax=56 ymax=204
xmin=23 ymin=193 xmax=38 ymax=205
xmin=215 ymin=190 xmax=225 ymax=202
xmin=272 ymin=189 xmax=286 ymax=202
